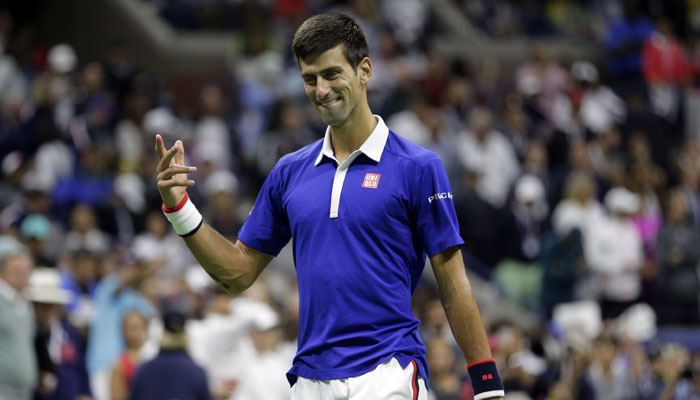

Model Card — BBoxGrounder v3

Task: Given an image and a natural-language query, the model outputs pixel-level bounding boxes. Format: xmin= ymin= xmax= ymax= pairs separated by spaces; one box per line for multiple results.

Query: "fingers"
xmin=157 ymin=165 xmax=197 ymax=181
xmin=175 ymin=140 xmax=185 ymax=166
xmin=157 ymin=144 xmax=179 ymax=173
xmin=155 ymin=134 xmax=166 ymax=158
xmin=157 ymin=178 xmax=196 ymax=192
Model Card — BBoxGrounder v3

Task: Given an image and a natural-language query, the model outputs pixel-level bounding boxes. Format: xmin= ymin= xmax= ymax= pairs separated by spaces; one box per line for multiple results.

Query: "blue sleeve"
xmin=237 ymin=162 xmax=292 ymax=256
xmin=413 ymin=158 xmax=464 ymax=256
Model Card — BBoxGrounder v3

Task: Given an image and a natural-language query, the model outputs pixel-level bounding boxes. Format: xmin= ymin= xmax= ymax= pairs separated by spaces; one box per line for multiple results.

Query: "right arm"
xmin=182 ymin=223 xmax=273 ymax=294
xmin=155 ymin=135 xmax=273 ymax=294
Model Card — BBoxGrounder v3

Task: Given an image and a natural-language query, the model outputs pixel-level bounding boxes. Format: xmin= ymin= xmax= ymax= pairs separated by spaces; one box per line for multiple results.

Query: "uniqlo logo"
xmin=362 ymin=173 xmax=381 ymax=189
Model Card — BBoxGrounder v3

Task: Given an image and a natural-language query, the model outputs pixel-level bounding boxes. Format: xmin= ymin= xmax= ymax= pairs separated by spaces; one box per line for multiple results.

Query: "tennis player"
xmin=155 ymin=12 xmax=504 ymax=400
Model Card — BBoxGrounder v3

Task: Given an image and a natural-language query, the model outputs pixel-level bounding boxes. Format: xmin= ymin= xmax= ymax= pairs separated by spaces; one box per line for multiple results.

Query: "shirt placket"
xmin=329 ymin=151 xmax=362 ymax=218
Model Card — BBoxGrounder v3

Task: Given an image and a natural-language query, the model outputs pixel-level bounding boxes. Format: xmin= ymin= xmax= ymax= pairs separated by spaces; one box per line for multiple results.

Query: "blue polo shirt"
xmin=237 ymin=116 xmax=463 ymax=385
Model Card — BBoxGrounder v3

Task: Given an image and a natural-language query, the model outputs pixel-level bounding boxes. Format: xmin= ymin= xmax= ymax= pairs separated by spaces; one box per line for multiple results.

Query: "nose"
xmin=315 ymin=78 xmax=332 ymax=100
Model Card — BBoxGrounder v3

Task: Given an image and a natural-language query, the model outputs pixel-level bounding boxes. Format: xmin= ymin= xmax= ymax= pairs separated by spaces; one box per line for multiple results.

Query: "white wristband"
xmin=162 ymin=194 xmax=203 ymax=236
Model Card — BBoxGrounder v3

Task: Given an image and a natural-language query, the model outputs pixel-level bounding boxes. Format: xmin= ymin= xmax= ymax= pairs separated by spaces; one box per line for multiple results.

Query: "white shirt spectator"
xmin=585 ymin=188 xmax=644 ymax=302
xmin=457 ymin=125 xmax=520 ymax=208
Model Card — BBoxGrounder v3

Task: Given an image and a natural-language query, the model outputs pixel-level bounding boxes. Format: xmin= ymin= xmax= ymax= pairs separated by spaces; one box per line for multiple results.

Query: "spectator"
xmin=677 ymin=162 xmax=700 ymax=230
xmin=201 ymin=170 xmax=243 ymax=241
xmin=59 ymin=249 xmax=99 ymax=332
xmin=73 ymin=62 xmax=117 ymax=146
xmin=587 ymin=127 xmax=623 ymax=183
xmin=19 ymin=213 xmax=61 ymax=266
xmin=586 ymin=187 xmax=644 ymax=319
xmin=456 ymin=107 xmax=520 ymax=209
xmin=130 ymin=209 xmax=192 ymax=278
xmin=255 ymin=99 xmax=316 ymax=178
xmin=637 ymin=342 xmax=690 ymax=399
xmin=228 ymin=299 xmax=293 ymax=400
xmin=129 ymin=300 xmax=211 ymax=400
xmin=550 ymin=171 xmax=605 ymax=241
xmin=515 ymin=45 xmax=570 ymax=124
xmin=571 ymin=61 xmax=627 ymax=136
xmin=625 ymin=133 xmax=665 ymax=261
xmin=192 ymin=85 xmax=235 ymax=173
xmin=187 ymin=291 xmax=245 ymax=400
xmin=64 ymin=204 xmax=111 ymax=255
xmin=28 ymin=267 xmax=92 ymax=400
xmin=114 ymin=94 xmax=150 ymax=171
xmin=642 ymin=18 xmax=691 ymax=122
xmin=85 ymin=254 xmax=156 ymax=400
xmin=0 ymin=250 xmax=37 ymax=400
xmin=603 ymin=0 xmax=655 ymax=89
xmin=540 ymin=209 xmax=586 ymax=318
xmin=494 ymin=175 xmax=548 ymax=311
xmin=588 ymin=335 xmax=635 ymax=400
xmin=655 ymin=188 xmax=700 ymax=325
xmin=426 ymin=336 xmax=461 ymax=400
xmin=110 ymin=310 xmax=148 ymax=400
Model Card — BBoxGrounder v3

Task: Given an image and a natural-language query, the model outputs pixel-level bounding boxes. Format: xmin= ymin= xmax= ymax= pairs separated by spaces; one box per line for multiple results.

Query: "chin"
xmin=320 ymin=112 xmax=347 ymax=127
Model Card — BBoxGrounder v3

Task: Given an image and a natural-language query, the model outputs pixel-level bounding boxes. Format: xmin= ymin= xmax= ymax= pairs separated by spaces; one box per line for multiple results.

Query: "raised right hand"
xmin=155 ymin=134 xmax=197 ymax=208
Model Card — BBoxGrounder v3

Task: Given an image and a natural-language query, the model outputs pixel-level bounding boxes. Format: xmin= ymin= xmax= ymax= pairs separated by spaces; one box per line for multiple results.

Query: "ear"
xmin=358 ymin=57 xmax=372 ymax=86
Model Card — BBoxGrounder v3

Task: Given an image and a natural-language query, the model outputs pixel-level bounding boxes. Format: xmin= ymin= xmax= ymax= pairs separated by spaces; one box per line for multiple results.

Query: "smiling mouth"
xmin=318 ymin=98 xmax=340 ymax=107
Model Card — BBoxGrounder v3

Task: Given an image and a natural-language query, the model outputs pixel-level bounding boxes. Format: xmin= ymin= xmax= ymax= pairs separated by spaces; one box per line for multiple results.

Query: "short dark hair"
xmin=292 ymin=12 xmax=369 ymax=70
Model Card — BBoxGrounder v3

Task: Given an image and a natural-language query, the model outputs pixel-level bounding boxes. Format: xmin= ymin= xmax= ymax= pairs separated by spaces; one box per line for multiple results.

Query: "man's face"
xmin=299 ymin=45 xmax=370 ymax=127
xmin=0 ymin=254 xmax=33 ymax=292
xmin=33 ymin=302 xmax=61 ymax=325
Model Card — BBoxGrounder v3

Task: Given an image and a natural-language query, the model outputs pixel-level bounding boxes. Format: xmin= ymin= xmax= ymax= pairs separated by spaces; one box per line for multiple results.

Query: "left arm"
xmin=430 ymin=245 xmax=503 ymax=400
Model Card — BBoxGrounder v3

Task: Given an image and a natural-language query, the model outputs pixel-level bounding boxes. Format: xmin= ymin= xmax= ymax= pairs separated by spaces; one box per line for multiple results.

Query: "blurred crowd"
xmin=1 ymin=0 xmax=700 ymax=399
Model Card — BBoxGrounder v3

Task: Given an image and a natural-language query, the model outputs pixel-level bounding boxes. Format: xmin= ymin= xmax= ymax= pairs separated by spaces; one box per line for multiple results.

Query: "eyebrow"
xmin=302 ymin=66 xmax=344 ymax=80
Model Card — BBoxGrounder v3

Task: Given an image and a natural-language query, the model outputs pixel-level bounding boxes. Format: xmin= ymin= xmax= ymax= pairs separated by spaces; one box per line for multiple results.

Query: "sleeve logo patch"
xmin=362 ymin=173 xmax=381 ymax=189
xmin=428 ymin=192 xmax=453 ymax=203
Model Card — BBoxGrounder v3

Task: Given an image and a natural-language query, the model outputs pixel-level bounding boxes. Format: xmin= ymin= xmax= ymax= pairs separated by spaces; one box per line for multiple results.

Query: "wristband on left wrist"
xmin=466 ymin=358 xmax=504 ymax=400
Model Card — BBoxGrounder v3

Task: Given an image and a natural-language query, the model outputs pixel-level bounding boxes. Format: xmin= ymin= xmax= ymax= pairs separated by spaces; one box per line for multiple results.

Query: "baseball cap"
xmin=160 ymin=296 xmax=189 ymax=333
xmin=20 ymin=214 xmax=51 ymax=240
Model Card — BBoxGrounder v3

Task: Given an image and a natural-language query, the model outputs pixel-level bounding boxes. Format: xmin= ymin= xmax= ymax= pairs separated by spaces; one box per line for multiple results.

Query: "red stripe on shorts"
xmin=411 ymin=359 xmax=419 ymax=400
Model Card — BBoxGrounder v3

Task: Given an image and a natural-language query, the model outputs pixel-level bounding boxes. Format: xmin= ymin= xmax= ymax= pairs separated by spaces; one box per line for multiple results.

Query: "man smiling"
xmin=155 ymin=12 xmax=504 ymax=400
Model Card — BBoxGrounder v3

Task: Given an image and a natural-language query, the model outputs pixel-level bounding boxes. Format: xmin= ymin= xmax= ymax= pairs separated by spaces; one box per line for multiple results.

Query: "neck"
xmin=329 ymin=101 xmax=376 ymax=163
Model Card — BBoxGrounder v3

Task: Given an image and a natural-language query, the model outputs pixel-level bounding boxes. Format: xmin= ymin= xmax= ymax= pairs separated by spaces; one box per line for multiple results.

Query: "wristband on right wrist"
xmin=466 ymin=358 xmax=505 ymax=400
xmin=162 ymin=193 xmax=203 ymax=236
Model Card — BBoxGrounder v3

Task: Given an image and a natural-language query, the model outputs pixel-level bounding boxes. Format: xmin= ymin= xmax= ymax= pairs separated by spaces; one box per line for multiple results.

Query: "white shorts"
xmin=291 ymin=358 xmax=428 ymax=400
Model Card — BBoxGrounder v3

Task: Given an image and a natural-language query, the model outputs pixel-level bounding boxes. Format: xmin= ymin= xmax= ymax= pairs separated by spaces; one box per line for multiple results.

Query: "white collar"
xmin=314 ymin=115 xmax=390 ymax=166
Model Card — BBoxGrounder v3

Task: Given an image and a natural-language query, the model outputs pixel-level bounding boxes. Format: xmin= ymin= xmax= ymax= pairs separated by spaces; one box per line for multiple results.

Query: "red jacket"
xmin=642 ymin=32 xmax=691 ymax=85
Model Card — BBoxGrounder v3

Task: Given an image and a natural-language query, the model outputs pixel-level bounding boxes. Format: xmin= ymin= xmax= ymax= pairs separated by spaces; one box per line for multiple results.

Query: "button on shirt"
xmin=237 ymin=116 xmax=464 ymax=385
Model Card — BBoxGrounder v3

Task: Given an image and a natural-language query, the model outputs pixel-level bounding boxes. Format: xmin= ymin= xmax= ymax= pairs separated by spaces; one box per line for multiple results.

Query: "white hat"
xmin=27 ymin=267 xmax=71 ymax=304
xmin=48 ymin=44 xmax=77 ymax=74
xmin=571 ymin=61 xmax=598 ymax=83
xmin=515 ymin=175 xmax=545 ymax=204
xmin=604 ymin=187 xmax=640 ymax=214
